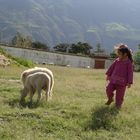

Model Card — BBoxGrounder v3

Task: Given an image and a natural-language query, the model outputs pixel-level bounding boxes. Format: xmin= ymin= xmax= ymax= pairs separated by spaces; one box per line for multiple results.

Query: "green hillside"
xmin=0 ymin=0 xmax=140 ymax=49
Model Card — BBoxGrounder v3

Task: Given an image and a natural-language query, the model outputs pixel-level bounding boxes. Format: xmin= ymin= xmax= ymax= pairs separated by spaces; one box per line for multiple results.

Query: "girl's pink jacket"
xmin=106 ymin=58 xmax=133 ymax=86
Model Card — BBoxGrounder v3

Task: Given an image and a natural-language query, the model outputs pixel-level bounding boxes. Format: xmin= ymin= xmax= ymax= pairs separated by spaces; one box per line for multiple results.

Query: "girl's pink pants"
xmin=106 ymin=82 xmax=126 ymax=106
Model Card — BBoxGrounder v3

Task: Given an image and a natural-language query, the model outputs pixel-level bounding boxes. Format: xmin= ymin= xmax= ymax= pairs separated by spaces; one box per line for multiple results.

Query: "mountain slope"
xmin=0 ymin=0 xmax=140 ymax=50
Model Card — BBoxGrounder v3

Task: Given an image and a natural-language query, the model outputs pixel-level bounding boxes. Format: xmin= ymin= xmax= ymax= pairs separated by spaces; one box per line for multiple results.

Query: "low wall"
xmin=0 ymin=45 xmax=113 ymax=69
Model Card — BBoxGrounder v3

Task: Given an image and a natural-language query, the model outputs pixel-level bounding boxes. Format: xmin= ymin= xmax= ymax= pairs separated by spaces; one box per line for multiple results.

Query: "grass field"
xmin=0 ymin=65 xmax=140 ymax=140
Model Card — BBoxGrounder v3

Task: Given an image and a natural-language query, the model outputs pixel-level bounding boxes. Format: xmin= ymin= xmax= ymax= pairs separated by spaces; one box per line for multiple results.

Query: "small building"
xmin=93 ymin=52 xmax=110 ymax=69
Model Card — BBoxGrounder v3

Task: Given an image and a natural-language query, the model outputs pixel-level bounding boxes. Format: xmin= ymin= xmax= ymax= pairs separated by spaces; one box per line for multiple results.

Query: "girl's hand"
xmin=127 ymin=84 xmax=131 ymax=88
xmin=106 ymin=76 xmax=110 ymax=81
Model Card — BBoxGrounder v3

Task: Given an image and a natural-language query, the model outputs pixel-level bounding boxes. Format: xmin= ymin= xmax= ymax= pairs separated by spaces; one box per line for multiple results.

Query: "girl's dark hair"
xmin=116 ymin=44 xmax=133 ymax=63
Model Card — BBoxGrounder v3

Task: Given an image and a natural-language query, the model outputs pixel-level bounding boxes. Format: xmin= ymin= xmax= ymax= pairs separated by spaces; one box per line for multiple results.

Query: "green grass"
xmin=0 ymin=65 xmax=140 ymax=140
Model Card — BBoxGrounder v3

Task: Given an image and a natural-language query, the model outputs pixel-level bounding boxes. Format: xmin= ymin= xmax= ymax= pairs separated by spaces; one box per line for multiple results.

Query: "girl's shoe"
xmin=105 ymin=99 xmax=113 ymax=105
xmin=116 ymin=105 xmax=121 ymax=109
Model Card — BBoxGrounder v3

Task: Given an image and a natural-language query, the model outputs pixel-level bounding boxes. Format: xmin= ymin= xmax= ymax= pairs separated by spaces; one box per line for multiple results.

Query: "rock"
xmin=0 ymin=54 xmax=11 ymax=67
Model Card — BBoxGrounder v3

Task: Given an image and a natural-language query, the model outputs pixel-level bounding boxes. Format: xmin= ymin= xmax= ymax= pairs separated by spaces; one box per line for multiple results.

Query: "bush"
xmin=134 ymin=52 xmax=140 ymax=65
xmin=134 ymin=47 xmax=140 ymax=71
xmin=12 ymin=57 xmax=34 ymax=67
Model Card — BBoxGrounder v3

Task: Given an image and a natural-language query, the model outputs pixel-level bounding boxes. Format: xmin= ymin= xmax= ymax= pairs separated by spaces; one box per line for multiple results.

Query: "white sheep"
xmin=20 ymin=72 xmax=51 ymax=103
xmin=21 ymin=67 xmax=54 ymax=98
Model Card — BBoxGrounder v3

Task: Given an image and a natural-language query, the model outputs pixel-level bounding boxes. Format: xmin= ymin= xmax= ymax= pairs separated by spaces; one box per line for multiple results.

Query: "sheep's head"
xmin=22 ymin=73 xmax=27 ymax=79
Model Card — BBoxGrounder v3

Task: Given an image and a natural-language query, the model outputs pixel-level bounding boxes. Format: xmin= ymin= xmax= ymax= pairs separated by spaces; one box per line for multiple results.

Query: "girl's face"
xmin=118 ymin=51 xmax=127 ymax=59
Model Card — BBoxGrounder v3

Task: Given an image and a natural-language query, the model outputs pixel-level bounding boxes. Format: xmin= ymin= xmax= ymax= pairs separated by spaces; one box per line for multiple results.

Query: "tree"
xmin=138 ymin=44 xmax=140 ymax=49
xmin=70 ymin=42 xmax=92 ymax=55
xmin=32 ymin=41 xmax=49 ymax=50
xmin=70 ymin=43 xmax=79 ymax=54
xmin=54 ymin=42 xmax=92 ymax=55
xmin=83 ymin=42 xmax=92 ymax=55
xmin=95 ymin=43 xmax=105 ymax=53
xmin=134 ymin=44 xmax=140 ymax=71
xmin=110 ymin=51 xmax=117 ymax=58
xmin=134 ymin=44 xmax=140 ymax=65
xmin=54 ymin=43 xmax=70 ymax=53
xmin=11 ymin=32 xmax=32 ymax=48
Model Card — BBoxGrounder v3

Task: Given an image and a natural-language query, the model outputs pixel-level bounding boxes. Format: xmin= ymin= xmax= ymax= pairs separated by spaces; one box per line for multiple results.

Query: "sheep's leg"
xmin=36 ymin=89 xmax=42 ymax=103
xmin=46 ymin=90 xmax=50 ymax=102
xmin=46 ymin=80 xmax=51 ymax=102
xmin=50 ymin=76 xmax=54 ymax=99
xmin=29 ymin=88 xmax=35 ymax=104
xmin=20 ymin=88 xmax=28 ymax=102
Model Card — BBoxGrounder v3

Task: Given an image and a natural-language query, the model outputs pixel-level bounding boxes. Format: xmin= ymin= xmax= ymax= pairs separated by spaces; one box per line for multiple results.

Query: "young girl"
xmin=105 ymin=44 xmax=134 ymax=109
